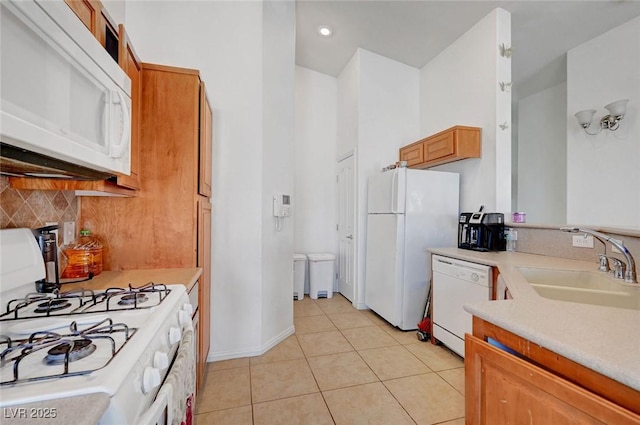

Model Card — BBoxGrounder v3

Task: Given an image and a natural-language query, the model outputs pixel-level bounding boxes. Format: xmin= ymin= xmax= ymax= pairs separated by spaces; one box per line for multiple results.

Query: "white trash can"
xmin=293 ymin=253 xmax=307 ymax=300
xmin=307 ymin=253 xmax=336 ymax=299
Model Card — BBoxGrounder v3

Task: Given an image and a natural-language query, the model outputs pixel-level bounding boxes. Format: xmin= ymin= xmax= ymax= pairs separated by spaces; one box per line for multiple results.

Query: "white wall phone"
xmin=273 ymin=194 xmax=290 ymax=231
xmin=273 ymin=194 xmax=291 ymax=217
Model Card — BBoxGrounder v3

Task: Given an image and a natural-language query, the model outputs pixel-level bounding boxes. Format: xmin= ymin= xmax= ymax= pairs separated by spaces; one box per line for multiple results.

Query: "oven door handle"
xmin=136 ymin=383 xmax=174 ymax=425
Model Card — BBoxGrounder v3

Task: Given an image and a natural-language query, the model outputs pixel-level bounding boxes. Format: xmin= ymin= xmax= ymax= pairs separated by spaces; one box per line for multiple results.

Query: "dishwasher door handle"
xmin=436 ymin=258 xmax=453 ymax=265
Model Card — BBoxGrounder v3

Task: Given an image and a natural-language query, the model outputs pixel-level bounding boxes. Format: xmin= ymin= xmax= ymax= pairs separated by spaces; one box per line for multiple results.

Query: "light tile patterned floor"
xmin=195 ymin=294 xmax=465 ymax=425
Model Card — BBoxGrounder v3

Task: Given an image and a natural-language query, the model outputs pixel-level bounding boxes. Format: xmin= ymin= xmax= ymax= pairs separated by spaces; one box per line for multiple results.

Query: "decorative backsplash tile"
xmin=0 ymin=176 xmax=78 ymax=230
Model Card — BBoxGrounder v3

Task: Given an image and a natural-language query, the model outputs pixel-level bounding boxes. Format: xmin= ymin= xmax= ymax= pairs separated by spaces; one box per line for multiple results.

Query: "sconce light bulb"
xmin=604 ymin=99 xmax=629 ymax=119
xmin=574 ymin=109 xmax=596 ymax=128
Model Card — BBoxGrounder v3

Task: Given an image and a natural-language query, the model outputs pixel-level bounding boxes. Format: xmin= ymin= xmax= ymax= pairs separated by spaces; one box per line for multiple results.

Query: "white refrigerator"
xmin=365 ymin=167 xmax=459 ymax=330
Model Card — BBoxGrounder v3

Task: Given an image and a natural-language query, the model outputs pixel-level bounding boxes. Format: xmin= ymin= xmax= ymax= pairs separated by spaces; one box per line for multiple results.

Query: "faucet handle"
xmin=611 ymin=258 xmax=625 ymax=279
xmin=598 ymin=254 xmax=610 ymax=272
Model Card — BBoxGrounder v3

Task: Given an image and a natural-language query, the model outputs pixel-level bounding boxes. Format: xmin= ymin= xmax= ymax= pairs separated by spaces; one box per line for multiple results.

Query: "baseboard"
xmin=207 ymin=325 xmax=295 ymax=362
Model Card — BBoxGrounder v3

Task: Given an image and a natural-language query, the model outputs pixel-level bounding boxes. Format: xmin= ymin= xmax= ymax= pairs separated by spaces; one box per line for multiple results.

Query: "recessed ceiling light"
xmin=318 ymin=25 xmax=333 ymax=37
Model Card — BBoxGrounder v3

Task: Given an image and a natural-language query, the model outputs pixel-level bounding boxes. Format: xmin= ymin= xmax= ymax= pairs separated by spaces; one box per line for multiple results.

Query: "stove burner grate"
xmin=43 ymin=338 xmax=97 ymax=365
xmin=0 ymin=318 xmax=136 ymax=386
xmin=1 ymin=289 xmax=98 ymax=321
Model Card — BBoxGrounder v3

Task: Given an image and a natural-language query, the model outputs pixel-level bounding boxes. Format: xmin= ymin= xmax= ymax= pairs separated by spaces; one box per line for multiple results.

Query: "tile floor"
xmin=195 ymin=294 xmax=465 ymax=425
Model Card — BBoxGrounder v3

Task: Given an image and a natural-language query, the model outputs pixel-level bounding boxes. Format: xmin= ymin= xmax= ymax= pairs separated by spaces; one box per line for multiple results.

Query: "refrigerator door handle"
xmin=391 ymin=170 xmax=398 ymax=213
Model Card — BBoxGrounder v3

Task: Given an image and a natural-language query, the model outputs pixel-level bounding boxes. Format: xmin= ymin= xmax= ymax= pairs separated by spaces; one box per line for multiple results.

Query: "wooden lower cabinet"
xmin=197 ymin=198 xmax=211 ymax=388
xmin=466 ymin=320 xmax=640 ymax=425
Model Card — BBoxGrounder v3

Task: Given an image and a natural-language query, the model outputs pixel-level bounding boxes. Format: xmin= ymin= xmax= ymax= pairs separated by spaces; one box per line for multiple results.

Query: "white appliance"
xmin=0 ymin=229 xmax=195 ymax=424
xmin=365 ymin=167 xmax=459 ymax=330
xmin=432 ymin=255 xmax=492 ymax=357
xmin=0 ymin=0 xmax=131 ymax=176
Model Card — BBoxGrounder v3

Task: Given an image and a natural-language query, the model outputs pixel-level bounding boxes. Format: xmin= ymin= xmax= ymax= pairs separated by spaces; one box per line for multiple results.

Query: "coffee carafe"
xmin=33 ymin=225 xmax=60 ymax=293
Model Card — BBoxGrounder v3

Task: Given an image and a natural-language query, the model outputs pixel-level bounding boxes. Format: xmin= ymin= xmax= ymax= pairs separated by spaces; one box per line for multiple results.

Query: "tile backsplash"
xmin=0 ymin=176 xmax=78 ymax=230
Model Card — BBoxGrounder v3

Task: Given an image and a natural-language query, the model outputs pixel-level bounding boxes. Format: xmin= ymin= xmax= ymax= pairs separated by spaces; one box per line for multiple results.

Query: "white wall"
xmin=567 ymin=16 xmax=640 ymax=227
xmin=420 ymin=8 xmax=511 ymax=214
xmin=517 ymin=83 xmax=567 ymax=223
xmin=337 ymin=54 xmax=360 ymax=159
xmin=101 ymin=1 xmax=125 ymax=28
xmin=126 ymin=1 xmax=295 ymax=360
xmin=337 ymin=49 xmax=420 ymax=307
xmin=260 ymin=0 xmax=296 ymax=350
xmin=294 ymin=66 xmax=337 ymax=274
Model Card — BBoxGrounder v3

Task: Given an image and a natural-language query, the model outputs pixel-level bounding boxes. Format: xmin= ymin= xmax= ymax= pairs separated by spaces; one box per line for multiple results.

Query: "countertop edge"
xmin=1 ymin=393 xmax=110 ymax=425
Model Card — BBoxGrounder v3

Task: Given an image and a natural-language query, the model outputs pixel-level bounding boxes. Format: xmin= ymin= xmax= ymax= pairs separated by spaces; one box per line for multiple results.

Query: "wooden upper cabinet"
xmin=114 ymin=24 xmax=141 ymax=191
xmin=199 ymin=84 xmax=213 ymax=197
xmin=64 ymin=0 xmax=101 ymax=33
xmin=399 ymin=125 xmax=481 ymax=169
xmin=65 ymin=0 xmax=118 ymax=62
xmin=399 ymin=142 xmax=424 ymax=168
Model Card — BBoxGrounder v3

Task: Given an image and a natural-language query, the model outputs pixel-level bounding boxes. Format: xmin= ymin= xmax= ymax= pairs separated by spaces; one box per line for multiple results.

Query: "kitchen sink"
xmin=517 ymin=267 xmax=640 ymax=310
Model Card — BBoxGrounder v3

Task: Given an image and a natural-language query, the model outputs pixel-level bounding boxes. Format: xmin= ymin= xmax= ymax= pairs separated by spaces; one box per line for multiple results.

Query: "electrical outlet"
xmin=45 ymin=222 xmax=59 ymax=243
xmin=572 ymin=235 xmax=594 ymax=248
xmin=610 ymin=239 xmax=624 ymax=254
xmin=63 ymin=221 xmax=76 ymax=245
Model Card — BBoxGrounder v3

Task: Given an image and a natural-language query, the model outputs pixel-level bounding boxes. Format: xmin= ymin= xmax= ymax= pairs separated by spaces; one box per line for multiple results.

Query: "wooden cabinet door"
xmin=399 ymin=142 xmax=424 ymax=167
xmin=465 ymin=335 xmax=640 ymax=425
xmin=423 ymin=131 xmax=455 ymax=162
xmin=192 ymin=301 xmax=201 ymax=393
xmin=197 ymin=197 xmax=212 ymax=388
xmin=64 ymin=0 xmax=100 ymax=33
xmin=199 ymin=84 xmax=213 ymax=197
xmin=116 ymin=24 xmax=141 ymax=190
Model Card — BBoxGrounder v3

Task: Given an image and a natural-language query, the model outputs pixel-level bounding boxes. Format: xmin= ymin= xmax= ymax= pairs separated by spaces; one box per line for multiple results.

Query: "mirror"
xmin=512 ymin=16 xmax=640 ymax=229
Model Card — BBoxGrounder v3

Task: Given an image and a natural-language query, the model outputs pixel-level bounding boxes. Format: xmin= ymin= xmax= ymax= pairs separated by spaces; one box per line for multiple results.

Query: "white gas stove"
xmin=0 ymin=229 xmax=195 ymax=425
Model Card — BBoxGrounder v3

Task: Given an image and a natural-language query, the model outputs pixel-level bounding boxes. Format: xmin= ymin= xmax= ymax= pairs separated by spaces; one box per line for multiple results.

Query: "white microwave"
xmin=0 ymin=0 xmax=131 ymax=176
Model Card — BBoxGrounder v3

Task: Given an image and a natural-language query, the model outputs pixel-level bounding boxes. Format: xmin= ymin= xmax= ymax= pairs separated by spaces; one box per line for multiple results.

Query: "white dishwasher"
xmin=432 ymin=255 xmax=492 ymax=357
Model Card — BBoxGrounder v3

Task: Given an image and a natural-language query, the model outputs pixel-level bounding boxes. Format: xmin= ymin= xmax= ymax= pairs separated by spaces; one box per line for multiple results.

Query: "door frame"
xmin=336 ymin=149 xmax=357 ymax=304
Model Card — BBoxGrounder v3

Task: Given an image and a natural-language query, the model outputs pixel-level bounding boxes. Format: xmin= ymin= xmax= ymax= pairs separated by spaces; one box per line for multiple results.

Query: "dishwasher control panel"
xmin=432 ymin=256 xmax=490 ymax=286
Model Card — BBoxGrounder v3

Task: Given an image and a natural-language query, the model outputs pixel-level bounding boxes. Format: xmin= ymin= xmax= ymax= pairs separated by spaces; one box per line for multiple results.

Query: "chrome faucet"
xmin=560 ymin=227 xmax=637 ymax=284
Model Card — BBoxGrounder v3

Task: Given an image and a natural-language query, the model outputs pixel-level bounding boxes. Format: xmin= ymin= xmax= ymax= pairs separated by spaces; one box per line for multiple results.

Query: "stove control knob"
xmin=142 ymin=367 xmax=161 ymax=394
xmin=169 ymin=326 xmax=182 ymax=345
xmin=153 ymin=351 xmax=169 ymax=370
xmin=178 ymin=310 xmax=191 ymax=327
xmin=182 ymin=303 xmax=194 ymax=316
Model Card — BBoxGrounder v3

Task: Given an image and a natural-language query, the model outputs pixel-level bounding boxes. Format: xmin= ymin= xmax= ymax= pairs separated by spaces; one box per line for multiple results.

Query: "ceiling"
xmin=295 ymin=1 xmax=640 ymax=99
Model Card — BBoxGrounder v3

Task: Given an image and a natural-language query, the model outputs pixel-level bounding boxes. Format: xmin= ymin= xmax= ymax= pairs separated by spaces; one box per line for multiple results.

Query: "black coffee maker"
xmin=458 ymin=210 xmax=505 ymax=252
xmin=33 ymin=225 xmax=60 ymax=293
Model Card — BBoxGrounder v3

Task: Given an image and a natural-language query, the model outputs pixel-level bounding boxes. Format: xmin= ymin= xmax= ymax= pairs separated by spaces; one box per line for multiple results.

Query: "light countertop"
xmin=428 ymin=248 xmax=640 ymax=392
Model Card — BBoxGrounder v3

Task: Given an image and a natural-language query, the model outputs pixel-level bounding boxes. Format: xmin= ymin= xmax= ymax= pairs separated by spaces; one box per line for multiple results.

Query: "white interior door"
xmin=337 ymin=154 xmax=355 ymax=301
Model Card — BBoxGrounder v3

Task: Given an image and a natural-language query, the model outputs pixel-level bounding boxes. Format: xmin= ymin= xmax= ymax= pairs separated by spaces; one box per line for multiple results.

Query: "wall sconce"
xmin=499 ymin=81 xmax=512 ymax=92
xmin=574 ymin=99 xmax=629 ymax=135
xmin=498 ymin=43 xmax=513 ymax=58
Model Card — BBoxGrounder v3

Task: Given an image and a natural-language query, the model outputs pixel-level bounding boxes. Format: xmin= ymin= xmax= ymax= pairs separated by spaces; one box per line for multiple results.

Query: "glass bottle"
xmin=505 ymin=228 xmax=517 ymax=252
xmin=61 ymin=229 xmax=103 ymax=278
